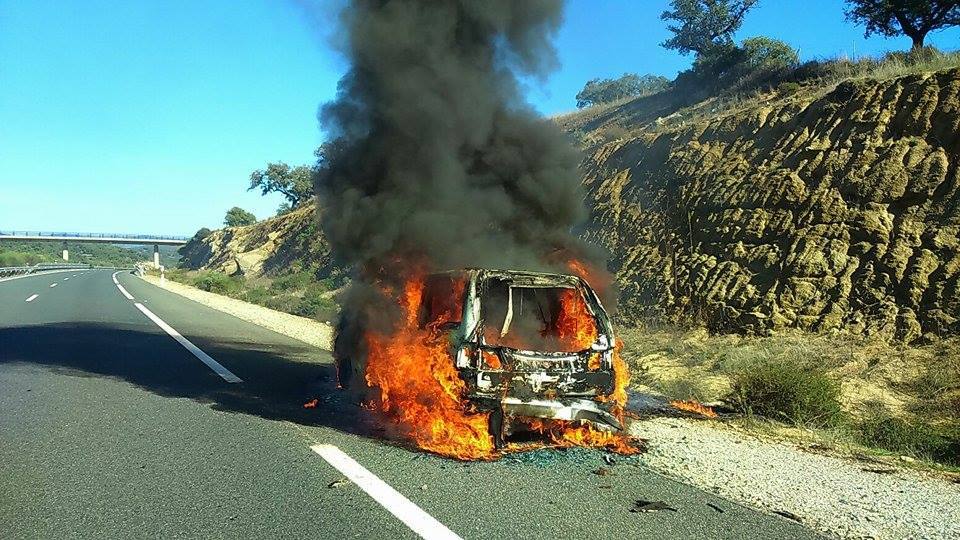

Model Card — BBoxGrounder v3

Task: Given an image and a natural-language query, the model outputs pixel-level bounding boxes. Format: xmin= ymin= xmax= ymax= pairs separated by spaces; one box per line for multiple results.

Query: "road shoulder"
xmin=631 ymin=416 xmax=960 ymax=539
xmin=138 ymin=273 xmax=333 ymax=350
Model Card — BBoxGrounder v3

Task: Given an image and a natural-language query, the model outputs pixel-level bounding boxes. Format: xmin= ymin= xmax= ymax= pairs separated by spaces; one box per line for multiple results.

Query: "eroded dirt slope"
xmin=178 ymin=203 xmax=335 ymax=277
xmin=577 ymin=69 xmax=960 ymax=341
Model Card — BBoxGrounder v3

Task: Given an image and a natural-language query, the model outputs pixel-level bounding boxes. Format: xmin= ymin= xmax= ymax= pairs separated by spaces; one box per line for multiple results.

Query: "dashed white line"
xmin=49 ymin=283 xmax=57 ymax=288
xmin=63 ymin=277 xmax=69 ymax=281
xmin=25 ymin=294 xmax=38 ymax=302
xmin=0 ymin=268 xmax=75 ymax=284
xmin=310 ymin=444 xmax=463 ymax=540
xmin=111 ymin=271 xmax=134 ymax=300
xmin=133 ymin=302 xmax=242 ymax=383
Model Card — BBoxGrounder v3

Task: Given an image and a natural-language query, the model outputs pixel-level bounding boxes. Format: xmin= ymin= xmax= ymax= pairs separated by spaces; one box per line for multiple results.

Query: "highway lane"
xmin=0 ymin=269 xmax=822 ymax=539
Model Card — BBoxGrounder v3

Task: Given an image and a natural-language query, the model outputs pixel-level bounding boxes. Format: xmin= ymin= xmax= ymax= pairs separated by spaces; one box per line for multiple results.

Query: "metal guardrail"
xmin=0 ymin=231 xmax=190 ymax=242
xmin=0 ymin=263 xmax=91 ymax=278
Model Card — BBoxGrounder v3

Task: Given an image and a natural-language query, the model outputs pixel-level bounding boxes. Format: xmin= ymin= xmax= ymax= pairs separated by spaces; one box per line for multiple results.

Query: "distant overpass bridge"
xmin=0 ymin=231 xmax=190 ymax=267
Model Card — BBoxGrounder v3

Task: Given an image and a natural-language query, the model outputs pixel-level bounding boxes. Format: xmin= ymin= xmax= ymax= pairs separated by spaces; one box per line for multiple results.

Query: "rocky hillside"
xmin=178 ymin=203 xmax=336 ymax=278
xmin=182 ymin=68 xmax=960 ymax=343
xmin=569 ymin=68 xmax=960 ymax=342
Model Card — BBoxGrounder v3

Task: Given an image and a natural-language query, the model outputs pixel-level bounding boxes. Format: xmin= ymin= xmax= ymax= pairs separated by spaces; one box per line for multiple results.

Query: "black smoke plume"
xmin=314 ymin=0 xmax=608 ymax=385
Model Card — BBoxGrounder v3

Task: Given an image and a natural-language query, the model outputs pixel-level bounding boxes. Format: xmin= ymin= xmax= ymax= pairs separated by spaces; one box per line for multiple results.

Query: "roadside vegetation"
xmin=619 ymin=326 xmax=960 ymax=470
xmin=0 ymin=240 xmax=178 ymax=268
xmin=160 ymin=268 xmax=341 ymax=324
xmin=564 ymin=0 xmax=960 ymax=146
xmin=223 ymin=207 xmax=257 ymax=227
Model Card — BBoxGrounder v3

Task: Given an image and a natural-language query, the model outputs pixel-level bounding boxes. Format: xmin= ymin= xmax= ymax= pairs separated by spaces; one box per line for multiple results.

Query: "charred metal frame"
xmin=430 ymin=268 xmax=621 ymax=447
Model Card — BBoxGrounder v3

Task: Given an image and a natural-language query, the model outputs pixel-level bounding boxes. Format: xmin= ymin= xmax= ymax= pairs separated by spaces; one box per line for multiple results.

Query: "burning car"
xmin=338 ymin=268 xmax=625 ymax=449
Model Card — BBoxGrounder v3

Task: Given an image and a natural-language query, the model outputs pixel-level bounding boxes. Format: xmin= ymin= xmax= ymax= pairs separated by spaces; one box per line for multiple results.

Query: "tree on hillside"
xmin=740 ymin=36 xmax=799 ymax=69
xmin=845 ymin=0 xmax=960 ymax=50
xmin=661 ymin=0 xmax=760 ymax=56
xmin=248 ymin=162 xmax=314 ymax=208
xmin=224 ymin=207 xmax=257 ymax=227
xmin=575 ymin=73 xmax=670 ymax=108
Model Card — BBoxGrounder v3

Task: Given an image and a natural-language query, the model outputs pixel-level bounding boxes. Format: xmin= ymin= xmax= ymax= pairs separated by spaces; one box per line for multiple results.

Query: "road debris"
xmin=773 ymin=509 xmax=802 ymax=522
xmin=706 ymin=502 xmax=725 ymax=513
xmin=303 ymin=398 xmax=319 ymax=409
xmin=592 ymin=467 xmax=613 ymax=476
xmin=327 ymin=478 xmax=351 ymax=489
xmin=631 ymin=500 xmax=677 ymax=513
xmin=861 ymin=467 xmax=896 ymax=474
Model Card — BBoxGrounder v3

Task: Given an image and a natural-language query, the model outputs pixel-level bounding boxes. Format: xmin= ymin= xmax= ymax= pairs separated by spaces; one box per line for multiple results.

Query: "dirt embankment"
xmin=573 ymin=68 xmax=960 ymax=342
xmin=184 ymin=69 xmax=960 ymax=343
xmin=178 ymin=203 xmax=336 ymax=278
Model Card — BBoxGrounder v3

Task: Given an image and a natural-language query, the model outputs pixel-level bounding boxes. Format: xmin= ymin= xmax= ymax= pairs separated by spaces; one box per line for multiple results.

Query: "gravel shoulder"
xmin=140 ymin=274 xmax=333 ymax=350
xmin=138 ymin=273 xmax=960 ymax=540
xmin=630 ymin=416 xmax=960 ymax=540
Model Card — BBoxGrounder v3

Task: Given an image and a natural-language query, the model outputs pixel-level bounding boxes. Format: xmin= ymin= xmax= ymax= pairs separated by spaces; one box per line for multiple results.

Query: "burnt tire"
xmin=489 ymin=406 xmax=505 ymax=449
xmin=335 ymin=357 xmax=354 ymax=389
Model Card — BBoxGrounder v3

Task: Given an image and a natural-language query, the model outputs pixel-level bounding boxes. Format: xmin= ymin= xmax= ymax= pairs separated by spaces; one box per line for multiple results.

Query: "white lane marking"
xmin=63 ymin=277 xmax=69 ymax=281
xmin=133 ymin=302 xmax=242 ymax=383
xmin=49 ymin=283 xmax=57 ymax=288
xmin=25 ymin=294 xmax=38 ymax=302
xmin=0 ymin=269 xmax=75 ymax=284
xmin=310 ymin=444 xmax=462 ymax=540
xmin=111 ymin=271 xmax=134 ymax=300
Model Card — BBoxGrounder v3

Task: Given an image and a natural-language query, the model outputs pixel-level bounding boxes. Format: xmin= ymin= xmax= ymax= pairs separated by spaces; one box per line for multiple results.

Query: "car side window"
xmin=418 ymin=276 xmax=466 ymax=330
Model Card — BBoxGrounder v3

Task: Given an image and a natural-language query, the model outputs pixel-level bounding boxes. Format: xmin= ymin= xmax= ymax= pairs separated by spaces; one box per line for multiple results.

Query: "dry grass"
xmin=558 ymin=48 xmax=960 ymax=149
xmin=618 ymin=325 xmax=960 ymax=466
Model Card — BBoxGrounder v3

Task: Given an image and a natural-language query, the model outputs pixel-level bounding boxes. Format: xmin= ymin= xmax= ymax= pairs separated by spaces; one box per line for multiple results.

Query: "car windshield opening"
xmin=481 ymin=279 xmax=598 ymax=352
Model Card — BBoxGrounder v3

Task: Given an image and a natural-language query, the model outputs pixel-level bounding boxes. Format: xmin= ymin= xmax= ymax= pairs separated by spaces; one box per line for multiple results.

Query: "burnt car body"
xmin=337 ymin=268 xmax=622 ymax=446
xmin=419 ymin=269 xmax=621 ymax=445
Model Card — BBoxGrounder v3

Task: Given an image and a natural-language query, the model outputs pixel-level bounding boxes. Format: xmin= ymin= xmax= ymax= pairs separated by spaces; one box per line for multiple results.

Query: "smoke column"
xmin=315 ymin=0 xmax=608 ymax=385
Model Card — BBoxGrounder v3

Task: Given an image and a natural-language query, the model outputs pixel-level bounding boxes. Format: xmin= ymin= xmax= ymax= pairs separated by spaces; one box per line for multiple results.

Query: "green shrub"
xmin=296 ymin=288 xmax=338 ymax=322
xmin=741 ymin=37 xmax=799 ymax=71
xmin=193 ymin=271 xmax=241 ymax=295
xmin=269 ymin=271 xmax=315 ymax=292
xmin=778 ymin=81 xmax=801 ymax=94
xmin=659 ymin=377 xmax=713 ymax=402
xmin=242 ymin=286 xmax=272 ymax=305
xmin=857 ymin=410 xmax=960 ymax=466
xmin=726 ymin=359 xmax=843 ymax=427
xmin=261 ymin=293 xmax=296 ymax=312
xmin=0 ymin=251 xmax=47 ymax=266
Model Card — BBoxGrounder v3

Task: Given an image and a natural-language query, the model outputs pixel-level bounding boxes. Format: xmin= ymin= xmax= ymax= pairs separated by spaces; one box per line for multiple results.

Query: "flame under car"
xmin=414 ymin=268 xmax=621 ymax=447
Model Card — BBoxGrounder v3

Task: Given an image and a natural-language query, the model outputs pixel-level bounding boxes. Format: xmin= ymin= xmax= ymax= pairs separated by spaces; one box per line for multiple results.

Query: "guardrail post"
xmin=62 ymin=241 xmax=69 ymax=262
xmin=153 ymin=244 xmax=160 ymax=269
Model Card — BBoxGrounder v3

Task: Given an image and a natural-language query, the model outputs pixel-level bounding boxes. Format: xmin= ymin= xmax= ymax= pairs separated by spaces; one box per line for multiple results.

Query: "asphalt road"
xmin=0 ymin=269 xmax=822 ymax=539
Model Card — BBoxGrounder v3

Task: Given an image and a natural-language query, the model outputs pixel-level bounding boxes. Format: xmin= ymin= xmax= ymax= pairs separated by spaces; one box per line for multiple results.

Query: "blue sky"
xmin=2 ymin=0 xmax=958 ymax=236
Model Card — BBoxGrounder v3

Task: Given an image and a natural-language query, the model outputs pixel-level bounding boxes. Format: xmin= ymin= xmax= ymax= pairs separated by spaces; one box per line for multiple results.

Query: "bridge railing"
xmin=0 ymin=263 xmax=91 ymax=278
xmin=0 ymin=231 xmax=191 ymax=242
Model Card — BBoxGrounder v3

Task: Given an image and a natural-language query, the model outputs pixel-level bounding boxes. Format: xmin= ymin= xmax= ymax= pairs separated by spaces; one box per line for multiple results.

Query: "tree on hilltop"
xmin=660 ymin=0 xmax=760 ymax=56
xmin=576 ymin=73 xmax=670 ymax=108
xmin=248 ymin=162 xmax=314 ymax=209
xmin=845 ymin=0 xmax=960 ymax=50
xmin=224 ymin=207 xmax=257 ymax=227
xmin=740 ymin=36 xmax=799 ymax=69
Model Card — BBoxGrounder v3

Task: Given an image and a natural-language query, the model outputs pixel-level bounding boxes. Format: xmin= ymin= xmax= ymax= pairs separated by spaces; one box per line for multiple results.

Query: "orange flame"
xmin=524 ymin=419 xmax=642 ymax=455
xmin=364 ymin=278 xmax=495 ymax=460
xmin=566 ymin=258 xmax=612 ymax=298
xmin=670 ymin=400 xmax=718 ymax=418
xmin=555 ymin=288 xmax=598 ymax=351
xmin=358 ymin=268 xmax=640 ymax=459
